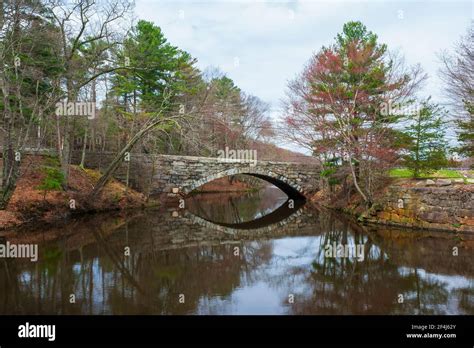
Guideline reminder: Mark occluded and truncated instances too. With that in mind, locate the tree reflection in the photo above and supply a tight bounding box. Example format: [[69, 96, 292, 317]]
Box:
[[0, 204, 473, 315], [287, 220, 467, 314]]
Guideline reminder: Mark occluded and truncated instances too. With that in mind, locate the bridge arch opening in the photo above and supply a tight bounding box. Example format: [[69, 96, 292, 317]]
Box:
[[187, 197, 306, 230], [183, 167, 307, 200]]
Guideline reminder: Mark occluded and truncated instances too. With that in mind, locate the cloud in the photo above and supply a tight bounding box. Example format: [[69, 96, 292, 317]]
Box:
[[135, 0, 472, 152]]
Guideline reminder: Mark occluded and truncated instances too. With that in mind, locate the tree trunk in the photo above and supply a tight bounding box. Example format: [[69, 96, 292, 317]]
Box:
[[80, 127, 88, 168], [89, 116, 176, 198], [0, 66, 18, 208], [348, 154, 369, 205]]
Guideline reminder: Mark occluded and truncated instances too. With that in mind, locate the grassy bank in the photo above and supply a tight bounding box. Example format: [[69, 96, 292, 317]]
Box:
[[388, 168, 465, 179]]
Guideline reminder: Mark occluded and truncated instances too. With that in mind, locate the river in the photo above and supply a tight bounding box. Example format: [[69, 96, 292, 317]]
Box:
[[0, 185, 473, 315]]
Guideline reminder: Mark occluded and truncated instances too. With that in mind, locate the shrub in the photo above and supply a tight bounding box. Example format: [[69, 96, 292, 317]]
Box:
[[37, 166, 65, 200]]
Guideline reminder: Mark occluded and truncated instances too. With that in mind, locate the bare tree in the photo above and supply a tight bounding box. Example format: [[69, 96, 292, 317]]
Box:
[[47, 0, 133, 183], [440, 23, 474, 117], [90, 88, 209, 198], [440, 23, 474, 160]]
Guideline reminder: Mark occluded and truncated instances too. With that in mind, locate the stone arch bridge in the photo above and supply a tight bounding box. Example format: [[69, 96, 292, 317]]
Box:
[[73, 152, 321, 198]]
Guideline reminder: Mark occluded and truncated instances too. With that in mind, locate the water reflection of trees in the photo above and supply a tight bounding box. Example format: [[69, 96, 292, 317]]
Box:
[[455, 287, 474, 313], [0, 228, 270, 314], [0, 208, 473, 315], [285, 218, 469, 314]]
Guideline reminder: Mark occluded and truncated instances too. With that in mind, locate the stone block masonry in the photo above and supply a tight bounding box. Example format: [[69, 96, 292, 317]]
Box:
[[371, 181, 474, 233], [71, 152, 321, 198]]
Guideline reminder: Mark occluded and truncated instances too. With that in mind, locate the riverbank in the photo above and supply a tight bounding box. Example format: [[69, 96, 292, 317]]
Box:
[[0, 155, 152, 230], [317, 178, 474, 233]]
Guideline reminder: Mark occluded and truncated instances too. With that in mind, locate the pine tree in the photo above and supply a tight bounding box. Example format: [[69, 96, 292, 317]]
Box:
[[402, 100, 449, 177], [456, 101, 474, 162]]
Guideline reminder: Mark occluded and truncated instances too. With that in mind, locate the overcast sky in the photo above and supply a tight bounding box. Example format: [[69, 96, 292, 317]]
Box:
[[135, 0, 473, 151]]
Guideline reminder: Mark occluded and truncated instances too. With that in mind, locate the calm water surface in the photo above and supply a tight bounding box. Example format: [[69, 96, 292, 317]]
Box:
[[0, 185, 473, 315]]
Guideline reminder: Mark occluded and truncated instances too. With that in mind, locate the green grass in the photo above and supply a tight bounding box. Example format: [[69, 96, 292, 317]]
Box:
[[389, 168, 415, 178], [389, 168, 463, 179], [435, 169, 464, 178]]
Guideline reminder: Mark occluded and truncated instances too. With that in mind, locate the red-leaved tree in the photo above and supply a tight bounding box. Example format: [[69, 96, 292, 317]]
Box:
[[282, 21, 426, 205]]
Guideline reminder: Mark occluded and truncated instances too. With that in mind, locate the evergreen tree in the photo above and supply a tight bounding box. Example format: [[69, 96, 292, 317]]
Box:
[[402, 100, 449, 177], [112, 20, 198, 112], [0, 0, 62, 206], [283, 21, 425, 204], [456, 101, 474, 161]]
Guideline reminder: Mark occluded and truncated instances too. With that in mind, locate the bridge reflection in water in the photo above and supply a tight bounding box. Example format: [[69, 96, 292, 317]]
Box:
[[0, 187, 473, 315], [184, 186, 306, 230]]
